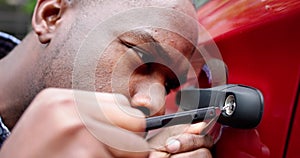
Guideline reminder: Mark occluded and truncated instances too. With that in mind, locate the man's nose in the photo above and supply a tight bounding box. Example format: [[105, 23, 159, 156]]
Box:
[[131, 82, 166, 117]]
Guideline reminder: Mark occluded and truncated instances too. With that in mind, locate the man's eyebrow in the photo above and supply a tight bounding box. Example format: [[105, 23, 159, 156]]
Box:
[[119, 30, 172, 64]]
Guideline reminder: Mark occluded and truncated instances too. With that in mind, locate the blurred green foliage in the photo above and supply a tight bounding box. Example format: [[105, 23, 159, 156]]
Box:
[[0, 0, 36, 15], [23, 0, 36, 14]]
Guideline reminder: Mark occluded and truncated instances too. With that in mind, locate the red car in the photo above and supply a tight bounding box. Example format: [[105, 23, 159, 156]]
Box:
[[195, 0, 300, 157]]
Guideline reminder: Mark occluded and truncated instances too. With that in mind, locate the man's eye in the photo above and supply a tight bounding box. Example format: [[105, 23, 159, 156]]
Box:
[[121, 41, 154, 62], [132, 47, 146, 59], [137, 51, 144, 59], [132, 47, 154, 62]]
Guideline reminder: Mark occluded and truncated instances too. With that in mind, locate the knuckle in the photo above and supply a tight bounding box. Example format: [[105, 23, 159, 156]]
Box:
[[61, 119, 86, 136], [185, 134, 203, 147], [177, 134, 212, 152], [191, 134, 199, 145], [38, 88, 63, 98], [190, 134, 212, 148], [34, 90, 85, 135], [37, 88, 74, 108], [204, 135, 214, 148]]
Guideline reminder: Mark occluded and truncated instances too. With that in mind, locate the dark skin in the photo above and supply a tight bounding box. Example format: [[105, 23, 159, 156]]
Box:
[[0, 0, 213, 157]]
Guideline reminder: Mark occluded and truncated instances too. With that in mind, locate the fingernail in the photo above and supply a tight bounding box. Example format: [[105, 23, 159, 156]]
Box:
[[166, 139, 180, 153]]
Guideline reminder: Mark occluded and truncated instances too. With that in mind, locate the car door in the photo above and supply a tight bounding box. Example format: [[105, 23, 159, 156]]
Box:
[[196, 0, 300, 157]]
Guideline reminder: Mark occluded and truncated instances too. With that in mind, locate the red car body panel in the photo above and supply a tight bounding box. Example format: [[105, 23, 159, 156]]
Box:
[[286, 96, 300, 158], [197, 0, 300, 157]]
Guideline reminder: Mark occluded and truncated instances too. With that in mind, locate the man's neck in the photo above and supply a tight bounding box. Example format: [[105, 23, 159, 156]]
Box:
[[0, 32, 44, 129]]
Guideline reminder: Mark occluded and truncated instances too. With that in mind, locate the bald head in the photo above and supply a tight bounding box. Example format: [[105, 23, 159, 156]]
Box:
[[72, 0, 197, 25], [33, 0, 200, 88], [0, 0, 200, 129], [74, 0, 196, 14]]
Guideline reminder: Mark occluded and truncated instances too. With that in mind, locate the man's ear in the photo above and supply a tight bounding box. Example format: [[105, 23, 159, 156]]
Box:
[[32, 0, 66, 44]]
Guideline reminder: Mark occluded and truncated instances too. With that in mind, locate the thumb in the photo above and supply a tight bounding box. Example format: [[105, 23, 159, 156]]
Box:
[[88, 120, 150, 157], [74, 90, 146, 132]]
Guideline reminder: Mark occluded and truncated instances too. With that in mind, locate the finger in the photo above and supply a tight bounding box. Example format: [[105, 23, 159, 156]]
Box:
[[147, 123, 208, 152], [74, 90, 146, 132], [149, 151, 171, 158], [87, 118, 150, 157], [147, 124, 191, 151], [170, 148, 212, 158], [165, 134, 213, 154], [108, 146, 150, 158], [185, 122, 207, 134]]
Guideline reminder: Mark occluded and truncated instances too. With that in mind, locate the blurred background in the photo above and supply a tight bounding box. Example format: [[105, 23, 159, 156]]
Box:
[[0, 0, 35, 39]]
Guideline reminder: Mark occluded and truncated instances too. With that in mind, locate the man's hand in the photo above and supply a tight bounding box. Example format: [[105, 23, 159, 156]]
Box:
[[148, 122, 213, 158], [0, 88, 149, 158]]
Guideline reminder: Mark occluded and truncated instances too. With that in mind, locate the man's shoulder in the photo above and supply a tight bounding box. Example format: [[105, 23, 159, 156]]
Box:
[[0, 31, 17, 147]]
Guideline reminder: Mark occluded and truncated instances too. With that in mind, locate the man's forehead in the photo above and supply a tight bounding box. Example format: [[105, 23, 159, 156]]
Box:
[[118, 28, 195, 56]]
